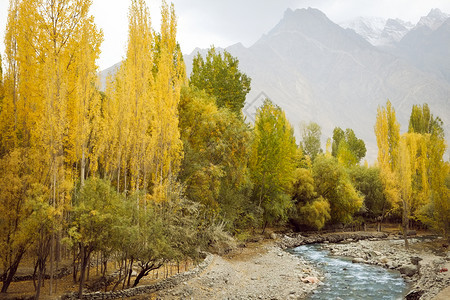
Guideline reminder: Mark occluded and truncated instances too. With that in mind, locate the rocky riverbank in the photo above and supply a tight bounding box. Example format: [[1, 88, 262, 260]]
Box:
[[278, 231, 389, 249], [157, 231, 449, 300], [156, 241, 322, 300], [320, 235, 450, 300]]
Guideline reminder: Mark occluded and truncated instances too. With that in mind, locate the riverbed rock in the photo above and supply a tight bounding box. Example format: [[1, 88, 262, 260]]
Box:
[[301, 276, 319, 283], [398, 264, 418, 277], [352, 258, 365, 264], [405, 290, 424, 300], [410, 256, 422, 265]]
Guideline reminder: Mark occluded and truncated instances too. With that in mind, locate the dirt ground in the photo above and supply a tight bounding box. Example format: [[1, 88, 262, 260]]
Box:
[[155, 239, 321, 300]]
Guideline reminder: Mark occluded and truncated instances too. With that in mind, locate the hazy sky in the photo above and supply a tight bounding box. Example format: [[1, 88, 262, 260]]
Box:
[[1, 0, 450, 70]]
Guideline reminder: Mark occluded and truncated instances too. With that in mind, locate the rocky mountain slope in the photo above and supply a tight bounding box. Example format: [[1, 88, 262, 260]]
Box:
[[101, 8, 450, 162], [184, 8, 450, 162]]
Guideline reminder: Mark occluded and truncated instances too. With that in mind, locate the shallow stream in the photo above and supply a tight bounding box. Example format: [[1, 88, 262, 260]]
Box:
[[289, 244, 410, 300]]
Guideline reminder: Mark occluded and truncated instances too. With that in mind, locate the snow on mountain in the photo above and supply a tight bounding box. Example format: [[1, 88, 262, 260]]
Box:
[[339, 17, 386, 46], [380, 19, 414, 44], [340, 17, 413, 47], [184, 8, 450, 162], [416, 8, 450, 30], [102, 7, 450, 162]]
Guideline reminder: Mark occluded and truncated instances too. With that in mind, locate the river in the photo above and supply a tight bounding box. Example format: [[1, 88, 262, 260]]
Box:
[[289, 244, 410, 300]]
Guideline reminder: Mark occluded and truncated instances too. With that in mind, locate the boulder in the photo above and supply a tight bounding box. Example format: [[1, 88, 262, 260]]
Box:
[[405, 290, 424, 300], [352, 258, 365, 264], [301, 276, 319, 283], [410, 256, 422, 265], [398, 264, 418, 277], [379, 256, 389, 264]]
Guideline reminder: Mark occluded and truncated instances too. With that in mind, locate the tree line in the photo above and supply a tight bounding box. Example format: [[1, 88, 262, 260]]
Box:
[[0, 0, 448, 297]]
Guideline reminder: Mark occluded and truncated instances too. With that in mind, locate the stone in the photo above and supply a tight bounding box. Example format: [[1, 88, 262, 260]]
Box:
[[301, 276, 319, 283], [410, 256, 422, 265], [405, 290, 424, 300], [398, 264, 418, 277], [352, 258, 365, 264], [407, 230, 417, 236], [378, 257, 388, 264]]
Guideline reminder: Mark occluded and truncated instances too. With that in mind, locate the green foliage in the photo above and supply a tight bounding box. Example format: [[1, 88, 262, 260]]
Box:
[[68, 178, 124, 252], [290, 167, 331, 230], [348, 165, 387, 219], [312, 155, 363, 224], [331, 127, 345, 157], [291, 168, 317, 202], [189, 46, 251, 116], [300, 122, 322, 161], [297, 197, 331, 230], [332, 127, 366, 165], [0, 148, 52, 292], [178, 87, 252, 229], [250, 99, 297, 227], [408, 103, 444, 139]]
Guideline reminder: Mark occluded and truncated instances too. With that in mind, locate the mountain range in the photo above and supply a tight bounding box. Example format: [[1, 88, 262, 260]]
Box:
[[101, 7, 450, 162]]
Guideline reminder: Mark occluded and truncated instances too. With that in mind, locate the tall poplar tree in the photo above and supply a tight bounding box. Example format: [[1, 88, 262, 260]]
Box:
[[375, 100, 401, 214], [250, 99, 297, 229], [151, 1, 185, 195], [1, 0, 103, 294]]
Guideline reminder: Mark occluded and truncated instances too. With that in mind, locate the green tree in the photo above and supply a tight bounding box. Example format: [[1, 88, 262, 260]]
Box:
[[178, 87, 252, 228], [67, 178, 124, 297], [349, 165, 387, 219], [408, 103, 444, 138], [331, 127, 345, 157], [300, 122, 322, 161], [250, 99, 297, 229], [312, 155, 363, 224], [332, 127, 366, 165], [189, 46, 251, 116], [290, 167, 330, 230], [0, 148, 51, 293]]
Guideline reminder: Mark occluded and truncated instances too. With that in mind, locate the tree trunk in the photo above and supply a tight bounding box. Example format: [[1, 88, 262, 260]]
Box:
[[133, 262, 162, 288], [126, 258, 134, 288], [81, 149, 86, 186], [1, 249, 25, 293], [403, 200, 409, 249], [78, 245, 90, 299], [35, 256, 46, 300]]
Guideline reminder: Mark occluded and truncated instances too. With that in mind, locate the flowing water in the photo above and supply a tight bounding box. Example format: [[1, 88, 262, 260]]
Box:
[[289, 244, 410, 300]]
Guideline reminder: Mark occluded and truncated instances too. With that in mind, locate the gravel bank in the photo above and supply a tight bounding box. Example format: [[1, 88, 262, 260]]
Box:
[[156, 243, 321, 300]]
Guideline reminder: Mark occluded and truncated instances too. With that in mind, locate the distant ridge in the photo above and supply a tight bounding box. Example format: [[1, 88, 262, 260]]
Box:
[[101, 8, 450, 162]]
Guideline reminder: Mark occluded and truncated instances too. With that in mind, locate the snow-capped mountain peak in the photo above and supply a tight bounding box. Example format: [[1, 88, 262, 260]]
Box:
[[417, 8, 450, 30], [339, 17, 386, 45]]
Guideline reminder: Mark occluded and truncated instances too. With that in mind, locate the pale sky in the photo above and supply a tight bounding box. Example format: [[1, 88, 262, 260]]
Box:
[[1, 0, 450, 70]]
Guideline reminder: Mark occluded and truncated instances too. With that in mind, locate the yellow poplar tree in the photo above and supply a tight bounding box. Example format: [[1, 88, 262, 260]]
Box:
[[151, 1, 185, 198], [2, 0, 102, 294], [374, 100, 401, 214], [67, 18, 103, 186], [124, 0, 154, 192]]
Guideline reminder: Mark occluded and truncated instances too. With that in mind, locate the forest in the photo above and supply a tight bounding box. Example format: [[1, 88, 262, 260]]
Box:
[[0, 0, 448, 297]]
